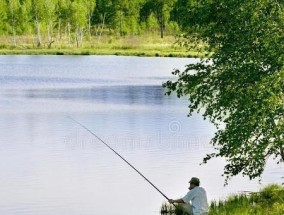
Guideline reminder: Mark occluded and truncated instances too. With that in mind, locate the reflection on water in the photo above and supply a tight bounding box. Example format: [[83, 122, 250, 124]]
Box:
[[5, 86, 167, 105], [0, 56, 282, 215]]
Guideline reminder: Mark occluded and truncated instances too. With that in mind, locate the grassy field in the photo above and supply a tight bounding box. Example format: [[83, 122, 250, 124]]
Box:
[[0, 34, 207, 58], [161, 184, 284, 215]]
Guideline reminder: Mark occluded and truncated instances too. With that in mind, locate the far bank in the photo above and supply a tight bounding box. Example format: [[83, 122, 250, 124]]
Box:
[[0, 35, 207, 58]]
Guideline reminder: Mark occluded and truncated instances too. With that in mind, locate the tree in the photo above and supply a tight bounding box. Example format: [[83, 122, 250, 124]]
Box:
[[92, 0, 113, 28], [56, 0, 72, 42], [31, 0, 46, 46], [111, 0, 142, 35], [18, 0, 33, 35], [140, 0, 176, 38], [83, 0, 96, 36], [44, 0, 58, 47], [7, 0, 20, 46], [0, 0, 8, 35], [163, 0, 284, 183], [70, 0, 88, 47], [92, 0, 142, 36], [170, 0, 194, 29]]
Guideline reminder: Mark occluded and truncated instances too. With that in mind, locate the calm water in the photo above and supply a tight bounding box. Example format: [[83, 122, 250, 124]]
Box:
[[0, 56, 282, 215]]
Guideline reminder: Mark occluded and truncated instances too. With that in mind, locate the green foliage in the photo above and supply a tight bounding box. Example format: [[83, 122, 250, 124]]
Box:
[[0, 0, 8, 34], [93, 0, 142, 35], [43, 0, 58, 25], [111, 0, 141, 35], [92, 0, 113, 26], [70, 0, 88, 28], [171, 0, 195, 30], [140, 0, 176, 38], [5, 0, 33, 36], [7, 0, 20, 28], [209, 184, 284, 215], [31, 0, 46, 21], [140, 13, 159, 32], [56, 0, 72, 30], [83, 0, 96, 35], [0, 0, 182, 43], [17, 0, 32, 34], [163, 0, 284, 183]]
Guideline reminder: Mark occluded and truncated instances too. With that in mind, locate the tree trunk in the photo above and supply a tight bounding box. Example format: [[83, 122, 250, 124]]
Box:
[[98, 13, 106, 44], [156, 11, 164, 39], [80, 28, 83, 44], [75, 28, 83, 48], [95, 25, 99, 37], [12, 25, 16, 46], [57, 19, 61, 40], [47, 23, 54, 49], [67, 22, 71, 44], [88, 14, 92, 36], [76, 29, 79, 48], [35, 18, 42, 47], [10, 10, 16, 46], [120, 10, 122, 36], [47, 22, 52, 45], [160, 14, 164, 39], [160, 25, 164, 38]]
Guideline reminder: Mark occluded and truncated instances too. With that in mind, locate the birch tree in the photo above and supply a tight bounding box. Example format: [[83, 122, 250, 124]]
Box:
[[70, 0, 88, 47], [44, 0, 58, 47], [0, 0, 8, 35], [7, 0, 20, 45], [31, 0, 45, 46], [57, 0, 72, 42], [163, 0, 284, 183], [83, 0, 96, 36], [18, 0, 32, 35]]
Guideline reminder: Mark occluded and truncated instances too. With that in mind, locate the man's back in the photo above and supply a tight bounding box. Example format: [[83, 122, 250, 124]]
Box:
[[182, 186, 209, 215]]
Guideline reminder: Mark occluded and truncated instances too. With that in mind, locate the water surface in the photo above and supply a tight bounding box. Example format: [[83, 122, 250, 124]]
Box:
[[0, 56, 282, 215]]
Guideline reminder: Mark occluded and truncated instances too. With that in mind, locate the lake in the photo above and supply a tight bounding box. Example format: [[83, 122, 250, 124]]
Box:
[[0, 55, 282, 215]]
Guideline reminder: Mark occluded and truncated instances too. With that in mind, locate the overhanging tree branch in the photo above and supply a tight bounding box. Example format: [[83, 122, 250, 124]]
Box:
[[163, 0, 284, 183]]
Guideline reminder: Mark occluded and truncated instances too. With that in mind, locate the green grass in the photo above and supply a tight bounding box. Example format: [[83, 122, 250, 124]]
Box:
[[161, 184, 284, 215], [0, 34, 208, 58], [160, 202, 187, 215]]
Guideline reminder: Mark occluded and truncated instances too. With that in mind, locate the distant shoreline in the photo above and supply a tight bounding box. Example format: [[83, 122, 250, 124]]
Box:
[[0, 47, 205, 58], [0, 35, 207, 58]]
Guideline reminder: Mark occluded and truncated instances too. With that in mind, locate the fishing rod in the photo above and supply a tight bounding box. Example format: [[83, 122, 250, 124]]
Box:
[[68, 116, 177, 208]]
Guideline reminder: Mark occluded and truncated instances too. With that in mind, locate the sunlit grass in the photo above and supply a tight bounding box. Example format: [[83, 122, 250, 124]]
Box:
[[160, 202, 188, 215], [0, 34, 208, 58], [160, 184, 284, 215]]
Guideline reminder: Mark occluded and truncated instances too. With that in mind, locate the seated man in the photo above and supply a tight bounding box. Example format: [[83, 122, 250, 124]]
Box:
[[168, 177, 209, 215]]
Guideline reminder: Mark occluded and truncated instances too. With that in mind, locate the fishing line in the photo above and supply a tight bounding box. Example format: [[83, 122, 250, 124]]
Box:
[[67, 116, 177, 208]]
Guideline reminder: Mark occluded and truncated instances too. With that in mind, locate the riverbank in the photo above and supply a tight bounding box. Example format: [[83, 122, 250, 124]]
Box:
[[0, 47, 203, 57], [161, 184, 284, 215], [0, 35, 207, 58]]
